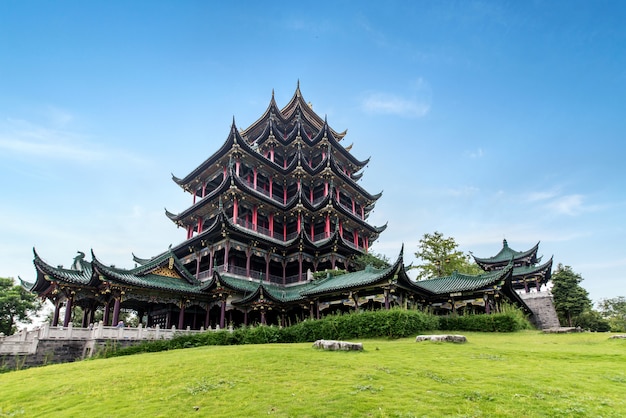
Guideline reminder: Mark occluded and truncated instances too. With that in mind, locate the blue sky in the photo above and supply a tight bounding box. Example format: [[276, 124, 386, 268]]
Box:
[[1, 1, 624, 304]]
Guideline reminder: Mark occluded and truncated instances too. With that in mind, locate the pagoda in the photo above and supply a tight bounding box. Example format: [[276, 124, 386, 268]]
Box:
[[165, 82, 386, 285]]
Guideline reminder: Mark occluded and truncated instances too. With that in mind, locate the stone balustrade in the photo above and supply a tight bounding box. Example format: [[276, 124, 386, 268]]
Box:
[[0, 322, 212, 356]]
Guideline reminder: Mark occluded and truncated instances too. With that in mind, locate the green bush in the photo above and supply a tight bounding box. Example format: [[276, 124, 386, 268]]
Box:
[[438, 305, 532, 332], [96, 307, 528, 358]]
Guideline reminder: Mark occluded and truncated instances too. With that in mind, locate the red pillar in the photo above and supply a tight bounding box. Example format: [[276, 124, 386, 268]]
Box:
[[52, 300, 61, 326], [253, 167, 257, 189], [112, 297, 121, 326], [265, 254, 270, 282], [233, 197, 238, 223], [220, 299, 226, 329], [269, 213, 274, 237], [178, 303, 185, 329], [297, 213, 301, 233], [63, 297, 73, 327], [209, 247, 214, 273], [224, 243, 230, 272], [298, 253, 303, 281], [325, 214, 330, 237], [103, 300, 111, 326], [252, 205, 258, 231], [269, 177, 273, 199], [246, 249, 252, 277], [261, 310, 266, 325], [204, 306, 210, 329]]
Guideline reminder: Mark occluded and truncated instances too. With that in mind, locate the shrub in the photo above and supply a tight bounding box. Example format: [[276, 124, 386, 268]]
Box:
[[95, 307, 527, 358]]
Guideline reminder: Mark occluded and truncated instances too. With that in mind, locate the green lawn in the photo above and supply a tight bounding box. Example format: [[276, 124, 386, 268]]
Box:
[[1, 331, 625, 417]]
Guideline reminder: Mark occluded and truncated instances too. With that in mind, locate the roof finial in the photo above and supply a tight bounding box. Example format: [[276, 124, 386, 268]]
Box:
[[503, 238, 508, 247], [296, 79, 301, 97]]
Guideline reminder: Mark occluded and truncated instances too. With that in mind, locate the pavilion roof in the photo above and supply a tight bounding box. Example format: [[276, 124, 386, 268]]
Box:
[[32, 249, 95, 291], [91, 251, 209, 295], [412, 264, 513, 295], [472, 239, 540, 267]]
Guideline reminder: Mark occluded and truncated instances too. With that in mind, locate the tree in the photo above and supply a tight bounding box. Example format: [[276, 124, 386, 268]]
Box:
[[550, 264, 592, 327], [352, 251, 391, 270], [0, 277, 41, 335], [413, 231, 482, 280], [597, 296, 626, 332]]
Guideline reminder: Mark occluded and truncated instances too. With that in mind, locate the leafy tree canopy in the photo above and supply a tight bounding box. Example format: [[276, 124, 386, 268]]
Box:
[[0, 277, 41, 335], [550, 264, 592, 327], [597, 296, 626, 332], [413, 231, 482, 280], [352, 251, 391, 270]]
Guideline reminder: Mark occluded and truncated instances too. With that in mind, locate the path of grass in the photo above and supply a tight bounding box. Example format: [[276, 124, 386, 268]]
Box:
[[1, 331, 625, 417]]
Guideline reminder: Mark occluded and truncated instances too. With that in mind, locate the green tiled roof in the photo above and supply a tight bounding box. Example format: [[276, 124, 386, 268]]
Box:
[[513, 257, 553, 278], [218, 273, 318, 303], [92, 251, 206, 295], [473, 239, 539, 264], [33, 249, 93, 286], [414, 265, 511, 295], [303, 263, 400, 296]]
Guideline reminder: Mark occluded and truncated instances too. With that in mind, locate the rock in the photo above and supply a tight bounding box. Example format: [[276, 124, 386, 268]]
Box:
[[415, 334, 467, 343], [542, 327, 583, 334], [609, 334, 626, 339], [312, 339, 363, 351]]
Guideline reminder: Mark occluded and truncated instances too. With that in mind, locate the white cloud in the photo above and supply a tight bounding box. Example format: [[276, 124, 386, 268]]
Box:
[[362, 93, 430, 118], [526, 190, 559, 202], [467, 148, 484, 158], [0, 117, 104, 162], [545, 194, 585, 216]]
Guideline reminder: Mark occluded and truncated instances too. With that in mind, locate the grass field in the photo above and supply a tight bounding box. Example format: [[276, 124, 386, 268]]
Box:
[[1, 331, 625, 417]]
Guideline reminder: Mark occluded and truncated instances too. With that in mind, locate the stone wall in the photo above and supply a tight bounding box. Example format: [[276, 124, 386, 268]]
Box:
[[520, 291, 561, 329], [1, 338, 145, 371]]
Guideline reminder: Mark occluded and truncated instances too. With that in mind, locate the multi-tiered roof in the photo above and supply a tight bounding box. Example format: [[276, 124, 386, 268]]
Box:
[[472, 239, 553, 292], [164, 83, 386, 285]]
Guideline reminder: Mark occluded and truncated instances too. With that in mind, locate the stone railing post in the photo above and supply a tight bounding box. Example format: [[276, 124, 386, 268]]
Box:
[[155, 324, 161, 339], [40, 323, 50, 339], [137, 323, 143, 339], [66, 323, 73, 338], [94, 321, 104, 339]]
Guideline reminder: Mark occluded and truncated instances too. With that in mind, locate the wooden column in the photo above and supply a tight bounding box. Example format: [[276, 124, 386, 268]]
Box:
[[220, 298, 226, 329], [178, 302, 185, 329], [52, 300, 61, 326], [63, 297, 73, 327], [103, 300, 111, 326], [112, 297, 121, 326], [204, 304, 210, 329], [208, 247, 214, 273], [246, 248, 252, 277]]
